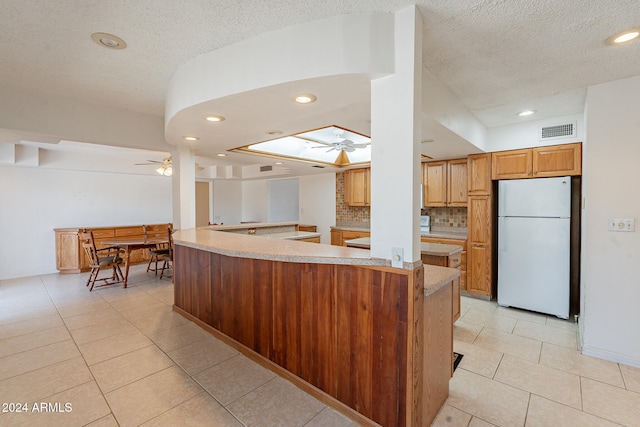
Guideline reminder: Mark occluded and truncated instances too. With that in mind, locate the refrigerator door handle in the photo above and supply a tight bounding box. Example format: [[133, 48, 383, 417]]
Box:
[[499, 217, 505, 252]]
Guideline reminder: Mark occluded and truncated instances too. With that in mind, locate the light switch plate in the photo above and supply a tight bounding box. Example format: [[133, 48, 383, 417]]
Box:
[[608, 218, 635, 232], [391, 247, 404, 268]]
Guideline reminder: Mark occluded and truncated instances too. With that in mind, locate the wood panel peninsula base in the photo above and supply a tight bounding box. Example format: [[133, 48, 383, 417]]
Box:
[[172, 228, 457, 426]]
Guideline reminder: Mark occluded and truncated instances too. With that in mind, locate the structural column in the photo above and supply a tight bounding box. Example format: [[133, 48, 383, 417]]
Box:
[[370, 5, 423, 265], [171, 145, 197, 230]]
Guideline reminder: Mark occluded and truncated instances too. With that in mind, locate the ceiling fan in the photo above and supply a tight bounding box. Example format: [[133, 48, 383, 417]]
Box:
[[314, 129, 369, 153], [135, 157, 204, 176]]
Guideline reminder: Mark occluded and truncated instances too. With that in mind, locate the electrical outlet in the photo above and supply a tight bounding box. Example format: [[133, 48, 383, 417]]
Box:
[[391, 247, 403, 268], [608, 218, 635, 232]]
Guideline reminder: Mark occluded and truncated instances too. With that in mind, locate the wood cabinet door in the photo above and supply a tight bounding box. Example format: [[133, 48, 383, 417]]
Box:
[[344, 168, 370, 206], [468, 195, 492, 297], [468, 196, 491, 245], [468, 153, 492, 195], [452, 277, 461, 322], [533, 142, 582, 177], [447, 159, 468, 206], [55, 229, 81, 272], [491, 149, 533, 180], [423, 161, 447, 206], [467, 244, 491, 296], [330, 230, 342, 246]]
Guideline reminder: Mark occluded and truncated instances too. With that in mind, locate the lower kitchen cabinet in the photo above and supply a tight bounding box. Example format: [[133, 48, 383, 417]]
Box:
[[330, 228, 370, 246], [467, 195, 493, 297], [467, 243, 491, 296], [421, 236, 467, 293], [54, 224, 164, 273]]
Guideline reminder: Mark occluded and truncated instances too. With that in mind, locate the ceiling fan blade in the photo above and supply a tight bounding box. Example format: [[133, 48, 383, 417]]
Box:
[[351, 143, 368, 148], [344, 146, 355, 152], [325, 147, 336, 153]]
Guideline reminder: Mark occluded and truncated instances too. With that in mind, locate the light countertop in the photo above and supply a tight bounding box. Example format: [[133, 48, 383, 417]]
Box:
[[344, 237, 462, 256], [332, 224, 467, 240], [256, 231, 322, 240], [174, 228, 389, 267], [206, 221, 299, 231], [424, 265, 460, 296]]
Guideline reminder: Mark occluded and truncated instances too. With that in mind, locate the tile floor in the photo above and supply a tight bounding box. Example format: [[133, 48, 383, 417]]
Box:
[[0, 265, 356, 427], [434, 296, 640, 427], [1, 266, 639, 426]]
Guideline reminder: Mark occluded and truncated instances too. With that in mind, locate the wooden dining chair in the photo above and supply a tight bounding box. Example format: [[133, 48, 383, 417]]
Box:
[[158, 225, 174, 280], [144, 223, 172, 275], [78, 229, 124, 291]]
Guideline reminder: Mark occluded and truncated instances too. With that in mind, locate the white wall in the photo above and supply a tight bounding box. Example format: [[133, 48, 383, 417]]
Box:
[[299, 173, 336, 244], [0, 165, 172, 280], [486, 113, 584, 152], [242, 180, 268, 223], [241, 173, 336, 243], [581, 75, 640, 367], [267, 179, 299, 222], [212, 180, 242, 225]]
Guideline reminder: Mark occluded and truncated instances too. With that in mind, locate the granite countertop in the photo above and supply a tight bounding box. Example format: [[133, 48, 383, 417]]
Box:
[[344, 237, 462, 256], [330, 224, 371, 232], [424, 265, 460, 296], [333, 224, 467, 240], [257, 231, 322, 240], [174, 228, 390, 267], [207, 221, 299, 231]]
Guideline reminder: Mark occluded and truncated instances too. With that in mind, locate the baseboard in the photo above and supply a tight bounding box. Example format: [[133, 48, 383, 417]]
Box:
[[581, 345, 640, 369]]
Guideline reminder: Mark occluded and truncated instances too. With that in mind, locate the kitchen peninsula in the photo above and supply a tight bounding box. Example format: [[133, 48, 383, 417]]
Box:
[[206, 221, 321, 242], [172, 227, 458, 426]]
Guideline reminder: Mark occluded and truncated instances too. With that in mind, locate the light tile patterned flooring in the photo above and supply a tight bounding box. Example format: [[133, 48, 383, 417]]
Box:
[[1, 266, 639, 426], [434, 296, 640, 427]]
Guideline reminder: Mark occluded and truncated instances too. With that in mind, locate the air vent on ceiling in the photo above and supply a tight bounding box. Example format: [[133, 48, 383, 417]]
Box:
[[539, 121, 576, 141], [259, 165, 273, 172]]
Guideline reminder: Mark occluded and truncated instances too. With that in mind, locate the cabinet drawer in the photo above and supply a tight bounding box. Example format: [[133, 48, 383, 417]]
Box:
[[116, 226, 145, 237], [448, 252, 462, 268], [91, 229, 115, 239], [422, 254, 447, 267], [299, 236, 321, 243], [341, 230, 370, 240]]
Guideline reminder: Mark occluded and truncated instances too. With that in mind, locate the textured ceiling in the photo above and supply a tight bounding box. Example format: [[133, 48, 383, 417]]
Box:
[[1, 0, 639, 166]]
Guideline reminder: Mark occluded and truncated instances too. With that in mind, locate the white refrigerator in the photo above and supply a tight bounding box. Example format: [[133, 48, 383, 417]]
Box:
[[497, 176, 571, 319]]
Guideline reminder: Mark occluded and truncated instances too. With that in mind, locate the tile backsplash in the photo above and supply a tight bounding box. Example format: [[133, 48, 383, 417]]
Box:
[[336, 172, 467, 228], [423, 207, 468, 228], [336, 172, 370, 224]]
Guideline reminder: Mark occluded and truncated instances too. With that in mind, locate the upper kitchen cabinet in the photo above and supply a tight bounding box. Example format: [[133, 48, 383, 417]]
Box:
[[422, 159, 467, 207], [491, 142, 582, 180], [467, 153, 492, 195], [532, 143, 582, 177], [491, 149, 533, 180], [343, 167, 370, 206], [423, 161, 447, 206], [447, 159, 469, 206]]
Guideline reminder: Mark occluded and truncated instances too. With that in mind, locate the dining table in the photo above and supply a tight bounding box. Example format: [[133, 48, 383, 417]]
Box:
[[101, 236, 168, 288]]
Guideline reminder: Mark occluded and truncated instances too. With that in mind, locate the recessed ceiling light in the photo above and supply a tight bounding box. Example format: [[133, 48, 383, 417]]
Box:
[[90, 32, 127, 50], [204, 115, 225, 122], [216, 153, 227, 157], [183, 136, 199, 141], [275, 162, 283, 165], [517, 110, 536, 117], [293, 94, 317, 104], [608, 29, 640, 44]]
